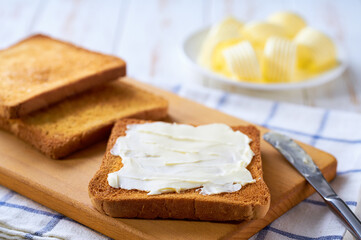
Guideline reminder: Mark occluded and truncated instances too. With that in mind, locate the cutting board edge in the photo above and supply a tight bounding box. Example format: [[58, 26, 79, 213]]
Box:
[[0, 149, 337, 240]]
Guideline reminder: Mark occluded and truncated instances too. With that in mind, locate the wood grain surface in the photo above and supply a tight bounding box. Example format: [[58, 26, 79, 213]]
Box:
[[0, 78, 337, 240]]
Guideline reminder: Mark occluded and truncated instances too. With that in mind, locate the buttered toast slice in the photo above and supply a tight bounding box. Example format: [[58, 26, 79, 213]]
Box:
[[89, 119, 270, 221], [0, 34, 126, 118], [0, 81, 168, 159]]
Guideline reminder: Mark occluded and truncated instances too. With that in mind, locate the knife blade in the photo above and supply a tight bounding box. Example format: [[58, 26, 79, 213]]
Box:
[[263, 131, 361, 239]]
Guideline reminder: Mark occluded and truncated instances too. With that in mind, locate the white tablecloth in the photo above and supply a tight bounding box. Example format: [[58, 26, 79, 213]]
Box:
[[0, 81, 360, 239]]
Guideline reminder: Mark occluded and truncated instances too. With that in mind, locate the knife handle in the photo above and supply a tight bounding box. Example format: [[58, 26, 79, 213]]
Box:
[[323, 195, 361, 239]]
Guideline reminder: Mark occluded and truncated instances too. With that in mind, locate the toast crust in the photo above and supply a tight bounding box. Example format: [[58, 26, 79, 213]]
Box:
[[89, 119, 271, 221], [0, 34, 126, 118], [0, 82, 168, 159]]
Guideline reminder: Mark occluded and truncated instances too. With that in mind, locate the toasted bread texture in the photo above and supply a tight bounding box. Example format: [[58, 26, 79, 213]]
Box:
[[0, 34, 126, 118], [0, 81, 168, 159], [89, 119, 270, 221]]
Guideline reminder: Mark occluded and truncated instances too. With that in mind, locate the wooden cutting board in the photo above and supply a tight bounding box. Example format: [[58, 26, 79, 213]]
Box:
[[0, 78, 337, 240]]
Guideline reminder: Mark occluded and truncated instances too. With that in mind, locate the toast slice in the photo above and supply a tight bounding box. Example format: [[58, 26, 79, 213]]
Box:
[[0, 81, 168, 159], [89, 119, 270, 221], [0, 34, 126, 118]]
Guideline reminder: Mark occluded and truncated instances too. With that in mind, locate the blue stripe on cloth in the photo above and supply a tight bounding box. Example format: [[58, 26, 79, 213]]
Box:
[[267, 226, 343, 240], [0, 190, 15, 202], [310, 111, 330, 146], [24, 217, 79, 239], [337, 169, 361, 175], [255, 226, 269, 240], [171, 84, 181, 94], [266, 125, 361, 144], [0, 201, 64, 219], [216, 93, 228, 109], [33, 215, 65, 236], [24, 233, 33, 239], [303, 199, 357, 207], [262, 102, 279, 127]]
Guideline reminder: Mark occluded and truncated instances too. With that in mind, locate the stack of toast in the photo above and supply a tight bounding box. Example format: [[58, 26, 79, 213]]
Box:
[[1, 34, 270, 222], [0, 34, 168, 159]]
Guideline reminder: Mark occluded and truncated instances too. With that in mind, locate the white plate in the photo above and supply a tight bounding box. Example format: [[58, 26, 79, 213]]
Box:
[[182, 27, 347, 91]]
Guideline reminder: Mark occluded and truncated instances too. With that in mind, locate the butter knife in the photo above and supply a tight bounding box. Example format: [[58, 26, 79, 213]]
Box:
[[264, 132, 361, 239]]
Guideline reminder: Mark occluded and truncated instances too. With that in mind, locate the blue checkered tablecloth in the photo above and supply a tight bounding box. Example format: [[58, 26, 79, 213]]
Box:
[[0, 81, 360, 239]]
